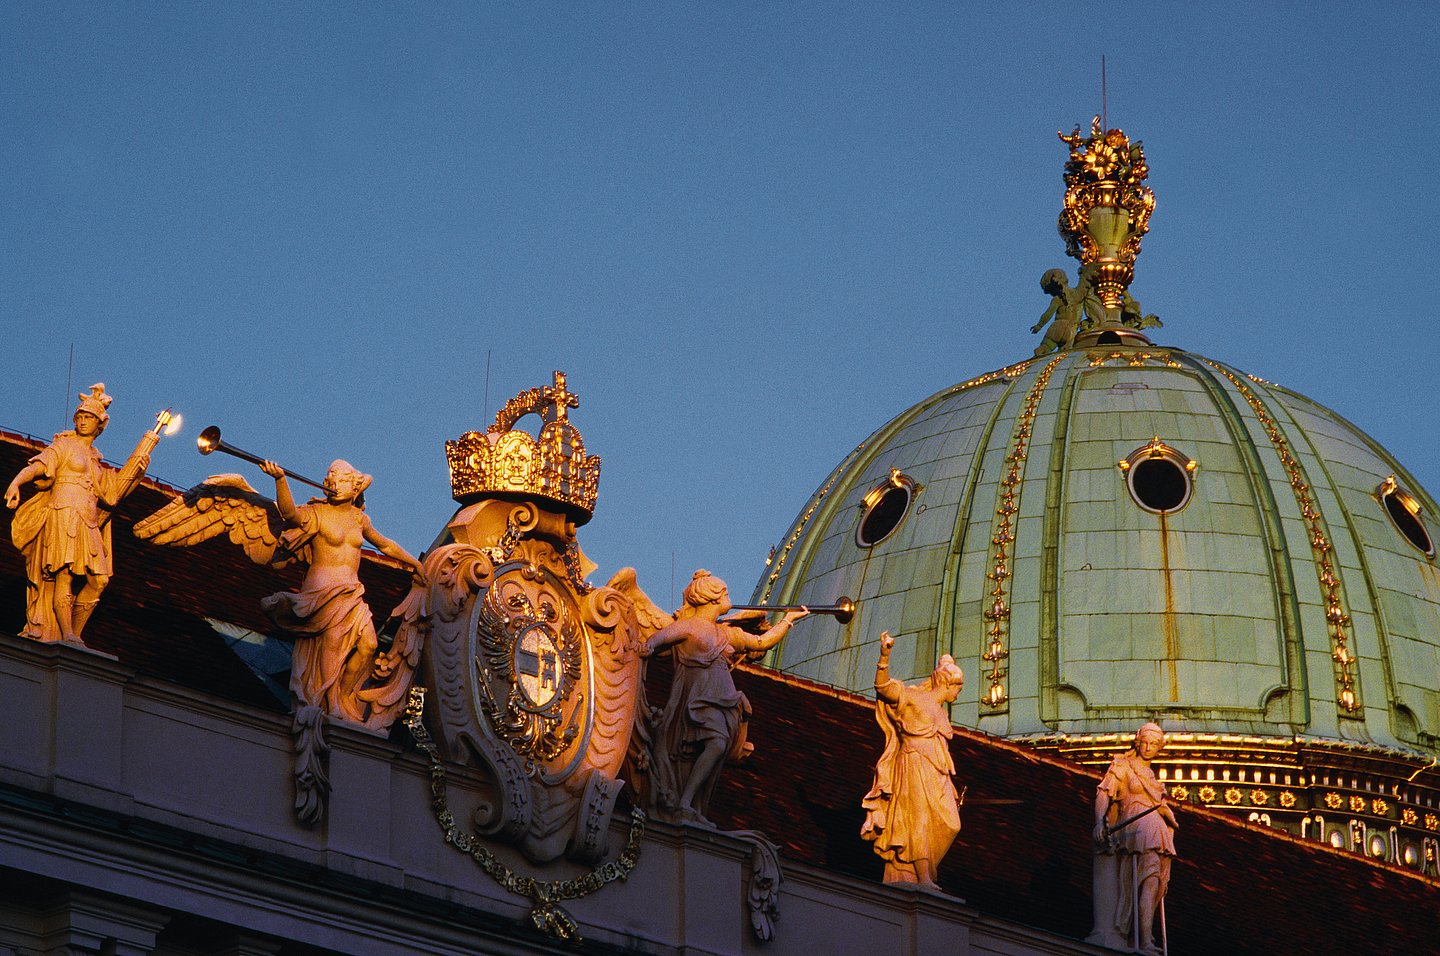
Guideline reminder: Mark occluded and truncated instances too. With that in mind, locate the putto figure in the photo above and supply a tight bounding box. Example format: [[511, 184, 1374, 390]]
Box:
[[1088, 722, 1178, 956], [639, 570, 807, 824], [860, 630, 965, 890], [1031, 267, 1099, 355], [5, 384, 160, 645]]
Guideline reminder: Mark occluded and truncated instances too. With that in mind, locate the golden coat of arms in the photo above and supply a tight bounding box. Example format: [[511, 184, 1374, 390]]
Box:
[[418, 372, 649, 864]]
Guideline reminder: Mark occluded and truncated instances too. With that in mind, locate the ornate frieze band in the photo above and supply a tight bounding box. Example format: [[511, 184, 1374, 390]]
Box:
[[1203, 361, 1361, 714], [981, 353, 1065, 710], [1086, 349, 1181, 369]]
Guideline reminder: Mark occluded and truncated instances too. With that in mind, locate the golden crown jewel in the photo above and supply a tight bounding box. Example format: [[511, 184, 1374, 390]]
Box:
[[445, 371, 602, 523]]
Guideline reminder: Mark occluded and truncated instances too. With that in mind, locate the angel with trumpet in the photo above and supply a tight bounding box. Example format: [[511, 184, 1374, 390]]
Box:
[[135, 449, 424, 733]]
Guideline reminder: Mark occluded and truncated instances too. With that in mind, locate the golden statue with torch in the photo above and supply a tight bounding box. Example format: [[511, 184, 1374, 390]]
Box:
[[5, 384, 180, 646]]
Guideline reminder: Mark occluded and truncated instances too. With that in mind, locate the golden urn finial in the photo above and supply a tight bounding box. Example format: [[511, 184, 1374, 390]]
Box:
[[1057, 116, 1154, 311], [445, 370, 602, 523]]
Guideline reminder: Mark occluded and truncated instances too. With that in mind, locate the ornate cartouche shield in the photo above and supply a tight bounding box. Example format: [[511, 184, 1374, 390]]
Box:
[[420, 374, 645, 864]]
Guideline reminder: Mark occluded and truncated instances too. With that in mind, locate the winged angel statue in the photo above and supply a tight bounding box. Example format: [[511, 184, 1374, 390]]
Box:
[[134, 461, 425, 734]]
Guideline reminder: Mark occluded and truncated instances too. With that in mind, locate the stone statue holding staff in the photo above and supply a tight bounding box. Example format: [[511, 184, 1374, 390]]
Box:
[[1088, 722, 1178, 955]]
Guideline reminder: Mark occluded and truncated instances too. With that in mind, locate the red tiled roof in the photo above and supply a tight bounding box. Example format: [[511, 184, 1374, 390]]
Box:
[[4, 430, 1435, 954], [709, 663, 1439, 953]]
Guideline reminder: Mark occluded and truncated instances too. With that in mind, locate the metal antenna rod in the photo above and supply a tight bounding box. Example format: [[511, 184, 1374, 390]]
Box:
[[64, 343, 74, 424], [1102, 54, 1108, 130], [482, 349, 493, 423]]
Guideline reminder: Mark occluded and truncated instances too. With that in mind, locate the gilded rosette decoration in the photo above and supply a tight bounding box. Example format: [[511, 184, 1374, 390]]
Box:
[[446, 370, 601, 523], [1057, 116, 1155, 310]]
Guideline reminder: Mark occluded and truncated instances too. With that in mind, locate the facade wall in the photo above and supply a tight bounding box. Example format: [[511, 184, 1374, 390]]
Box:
[[0, 638, 1095, 956]]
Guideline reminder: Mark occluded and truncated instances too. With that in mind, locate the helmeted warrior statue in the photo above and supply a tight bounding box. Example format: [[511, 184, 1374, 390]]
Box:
[[6, 384, 172, 646], [1089, 722, 1178, 955]]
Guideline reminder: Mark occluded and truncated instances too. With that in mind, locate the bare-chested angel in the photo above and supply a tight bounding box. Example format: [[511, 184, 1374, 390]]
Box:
[[134, 459, 424, 732]]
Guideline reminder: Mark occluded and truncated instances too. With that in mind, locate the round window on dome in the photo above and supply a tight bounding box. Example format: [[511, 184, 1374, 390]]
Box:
[[857, 468, 919, 547], [1377, 476, 1434, 557], [1118, 438, 1197, 515]]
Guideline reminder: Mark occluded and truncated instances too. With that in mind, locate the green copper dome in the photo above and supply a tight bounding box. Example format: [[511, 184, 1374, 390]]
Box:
[[755, 345, 1440, 754]]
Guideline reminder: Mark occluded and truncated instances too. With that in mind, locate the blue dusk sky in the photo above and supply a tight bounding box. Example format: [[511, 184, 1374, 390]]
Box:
[[3, 4, 1437, 608]]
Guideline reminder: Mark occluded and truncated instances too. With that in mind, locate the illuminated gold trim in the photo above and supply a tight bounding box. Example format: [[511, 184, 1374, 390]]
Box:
[[1198, 786, 1217, 803], [981, 353, 1066, 710], [947, 360, 1035, 395], [1203, 360, 1361, 714], [1279, 790, 1297, 808], [1250, 788, 1269, 806], [758, 442, 867, 604], [760, 360, 1032, 604], [1170, 785, 1191, 801], [1086, 349, 1182, 369]]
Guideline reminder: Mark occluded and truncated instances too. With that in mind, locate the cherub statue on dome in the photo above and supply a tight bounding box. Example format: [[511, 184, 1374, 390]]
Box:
[[1120, 288, 1163, 332], [134, 457, 424, 732], [1031, 266, 1103, 355], [5, 384, 162, 646], [860, 630, 964, 890], [635, 569, 808, 825]]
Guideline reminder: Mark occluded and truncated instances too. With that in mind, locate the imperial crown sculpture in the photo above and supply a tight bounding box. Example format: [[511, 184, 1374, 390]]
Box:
[[445, 370, 602, 522]]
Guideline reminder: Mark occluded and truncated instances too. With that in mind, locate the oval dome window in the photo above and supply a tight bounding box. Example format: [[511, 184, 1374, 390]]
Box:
[[1118, 438, 1197, 515], [1377, 475, 1434, 557], [857, 468, 919, 547]]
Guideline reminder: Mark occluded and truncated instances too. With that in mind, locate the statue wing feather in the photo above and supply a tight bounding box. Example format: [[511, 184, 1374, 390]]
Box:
[[132, 474, 288, 566], [604, 567, 674, 638]]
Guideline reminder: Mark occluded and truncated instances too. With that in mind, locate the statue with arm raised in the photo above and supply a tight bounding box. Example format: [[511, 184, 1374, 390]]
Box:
[[5, 384, 159, 645], [860, 630, 964, 890], [638, 569, 807, 824], [134, 456, 424, 732]]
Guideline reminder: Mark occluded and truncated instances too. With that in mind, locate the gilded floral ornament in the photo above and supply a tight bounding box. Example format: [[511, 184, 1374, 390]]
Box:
[[1057, 116, 1156, 313]]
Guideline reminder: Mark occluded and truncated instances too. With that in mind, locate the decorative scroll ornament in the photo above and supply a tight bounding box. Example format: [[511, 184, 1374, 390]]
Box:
[[404, 688, 645, 943], [446, 370, 601, 523], [1058, 116, 1155, 312], [420, 375, 647, 881], [982, 353, 1065, 710], [1202, 360, 1361, 713]]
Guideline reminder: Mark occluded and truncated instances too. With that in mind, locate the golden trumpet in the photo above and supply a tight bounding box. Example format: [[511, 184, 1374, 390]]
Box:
[[727, 597, 856, 625], [197, 425, 327, 493]]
